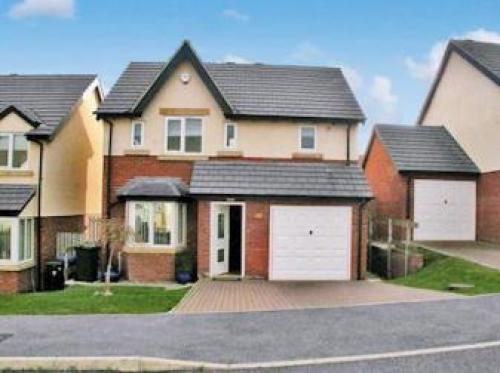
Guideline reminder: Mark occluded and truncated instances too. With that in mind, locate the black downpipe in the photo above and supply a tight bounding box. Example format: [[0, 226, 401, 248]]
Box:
[[34, 140, 44, 290], [406, 176, 412, 220], [358, 199, 369, 280], [346, 124, 351, 165], [103, 118, 114, 219]]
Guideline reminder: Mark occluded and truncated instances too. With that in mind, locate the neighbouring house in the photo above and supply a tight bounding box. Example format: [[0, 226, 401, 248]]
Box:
[[0, 75, 104, 293], [96, 40, 372, 282], [417, 39, 500, 243], [363, 124, 479, 241]]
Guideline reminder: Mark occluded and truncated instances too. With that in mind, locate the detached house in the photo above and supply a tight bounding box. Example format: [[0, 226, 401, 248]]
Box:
[[0, 75, 103, 293], [417, 39, 500, 243], [97, 41, 372, 282]]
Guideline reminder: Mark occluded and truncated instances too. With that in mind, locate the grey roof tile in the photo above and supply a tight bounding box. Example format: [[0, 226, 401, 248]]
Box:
[[190, 161, 372, 198], [0, 74, 97, 138], [375, 124, 479, 174], [452, 39, 500, 83], [0, 184, 36, 214], [98, 44, 364, 121], [117, 177, 188, 199]]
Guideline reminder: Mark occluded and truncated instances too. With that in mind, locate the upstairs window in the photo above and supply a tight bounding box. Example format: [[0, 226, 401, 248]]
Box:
[[131, 121, 144, 147], [299, 126, 316, 151], [224, 123, 237, 149], [0, 134, 28, 169], [166, 117, 202, 154]]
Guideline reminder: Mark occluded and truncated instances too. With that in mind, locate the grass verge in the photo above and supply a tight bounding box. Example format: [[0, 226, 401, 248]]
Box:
[[390, 249, 500, 295], [0, 285, 190, 315]]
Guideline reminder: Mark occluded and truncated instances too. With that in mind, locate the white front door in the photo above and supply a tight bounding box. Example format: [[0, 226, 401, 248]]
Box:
[[414, 179, 476, 241], [211, 204, 230, 276], [270, 206, 352, 281]]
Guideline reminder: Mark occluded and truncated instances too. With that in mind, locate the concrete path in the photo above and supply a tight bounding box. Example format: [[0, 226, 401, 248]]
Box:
[[174, 279, 460, 314], [418, 241, 500, 269], [2, 295, 500, 366]]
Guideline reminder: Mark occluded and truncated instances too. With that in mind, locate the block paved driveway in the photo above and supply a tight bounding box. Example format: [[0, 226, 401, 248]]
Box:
[[173, 279, 460, 314]]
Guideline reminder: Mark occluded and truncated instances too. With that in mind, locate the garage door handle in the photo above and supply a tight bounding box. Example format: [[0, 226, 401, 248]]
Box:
[[309, 230, 313, 235]]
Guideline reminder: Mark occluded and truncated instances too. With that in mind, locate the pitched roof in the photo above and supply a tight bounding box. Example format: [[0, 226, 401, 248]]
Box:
[[189, 161, 372, 198], [117, 177, 188, 199], [97, 41, 364, 122], [0, 184, 36, 216], [418, 39, 500, 123], [0, 74, 97, 139], [374, 124, 479, 174]]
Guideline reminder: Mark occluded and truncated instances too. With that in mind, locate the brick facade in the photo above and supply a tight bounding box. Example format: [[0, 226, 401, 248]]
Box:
[[197, 199, 368, 280], [478, 171, 500, 243], [0, 268, 35, 294], [123, 252, 176, 282]]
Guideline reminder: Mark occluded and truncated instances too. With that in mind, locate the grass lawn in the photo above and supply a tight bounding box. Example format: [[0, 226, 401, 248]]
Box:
[[390, 251, 500, 295], [0, 285, 190, 315]]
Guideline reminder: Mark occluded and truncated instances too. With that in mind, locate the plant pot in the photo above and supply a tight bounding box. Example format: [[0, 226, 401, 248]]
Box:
[[176, 271, 192, 284]]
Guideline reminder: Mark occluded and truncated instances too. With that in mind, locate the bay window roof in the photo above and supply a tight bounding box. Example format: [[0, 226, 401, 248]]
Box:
[[0, 184, 36, 216], [117, 177, 188, 200]]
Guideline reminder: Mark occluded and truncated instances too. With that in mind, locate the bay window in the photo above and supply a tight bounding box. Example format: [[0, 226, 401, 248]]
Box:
[[128, 201, 187, 247], [0, 217, 35, 265], [0, 134, 28, 169], [166, 117, 203, 153]]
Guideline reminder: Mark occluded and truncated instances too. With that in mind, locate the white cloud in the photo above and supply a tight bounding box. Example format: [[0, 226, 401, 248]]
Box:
[[8, 0, 74, 19], [220, 54, 252, 64], [290, 42, 324, 64], [222, 9, 249, 22], [405, 28, 500, 80], [341, 65, 363, 91], [370, 75, 398, 115]]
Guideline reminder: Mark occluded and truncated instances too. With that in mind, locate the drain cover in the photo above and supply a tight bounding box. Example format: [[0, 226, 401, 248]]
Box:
[[0, 334, 13, 343]]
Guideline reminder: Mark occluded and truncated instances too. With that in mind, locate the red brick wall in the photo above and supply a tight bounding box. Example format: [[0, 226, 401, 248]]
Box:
[[0, 268, 35, 294], [245, 201, 270, 278], [478, 171, 500, 243], [123, 252, 175, 282], [197, 201, 210, 276]]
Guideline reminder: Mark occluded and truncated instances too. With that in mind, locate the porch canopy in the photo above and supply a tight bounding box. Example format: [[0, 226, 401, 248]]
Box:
[[117, 177, 189, 200], [0, 184, 36, 216], [189, 161, 373, 199]]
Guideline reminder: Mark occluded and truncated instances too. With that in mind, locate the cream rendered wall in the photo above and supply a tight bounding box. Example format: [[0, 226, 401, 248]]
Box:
[[111, 61, 358, 161], [421, 51, 500, 172], [42, 83, 103, 217]]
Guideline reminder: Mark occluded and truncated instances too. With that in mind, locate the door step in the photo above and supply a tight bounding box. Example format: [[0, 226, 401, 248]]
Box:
[[213, 274, 242, 281]]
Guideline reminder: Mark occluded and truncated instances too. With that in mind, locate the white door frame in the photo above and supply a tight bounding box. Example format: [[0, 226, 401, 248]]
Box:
[[209, 201, 246, 278]]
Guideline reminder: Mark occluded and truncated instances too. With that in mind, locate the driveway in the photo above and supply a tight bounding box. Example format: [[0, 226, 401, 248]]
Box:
[[418, 241, 500, 270], [173, 279, 460, 314]]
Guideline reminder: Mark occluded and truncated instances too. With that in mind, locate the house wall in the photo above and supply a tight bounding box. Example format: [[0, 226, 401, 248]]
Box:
[[420, 51, 500, 242], [108, 61, 358, 161], [196, 199, 368, 280]]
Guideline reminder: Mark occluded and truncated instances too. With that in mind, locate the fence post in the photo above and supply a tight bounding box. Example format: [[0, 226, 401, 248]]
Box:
[[387, 218, 393, 279], [405, 220, 411, 277]]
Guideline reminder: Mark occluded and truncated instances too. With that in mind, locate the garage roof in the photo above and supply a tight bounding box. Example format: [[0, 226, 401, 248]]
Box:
[[117, 177, 188, 199], [0, 184, 36, 216], [189, 161, 372, 198], [374, 124, 479, 174]]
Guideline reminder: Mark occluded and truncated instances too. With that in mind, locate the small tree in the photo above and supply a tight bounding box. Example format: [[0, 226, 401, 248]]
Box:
[[93, 217, 132, 296]]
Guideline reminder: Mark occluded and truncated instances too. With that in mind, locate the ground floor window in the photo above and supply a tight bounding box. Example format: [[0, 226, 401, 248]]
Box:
[[0, 217, 35, 265], [127, 201, 187, 248]]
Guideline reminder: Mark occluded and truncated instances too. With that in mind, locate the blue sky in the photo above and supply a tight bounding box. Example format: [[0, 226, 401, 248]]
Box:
[[1, 0, 500, 150]]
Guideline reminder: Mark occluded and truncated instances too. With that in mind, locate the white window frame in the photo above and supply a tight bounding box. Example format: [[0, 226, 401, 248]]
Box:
[[0, 217, 35, 266], [130, 121, 145, 148], [299, 125, 316, 152], [127, 201, 187, 248], [0, 133, 29, 170], [164, 117, 204, 154], [224, 122, 237, 149]]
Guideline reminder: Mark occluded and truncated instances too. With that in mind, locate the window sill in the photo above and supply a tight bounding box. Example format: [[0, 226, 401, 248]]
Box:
[[0, 169, 34, 177], [124, 148, 150, 156], [292, 152, 323, 160], [123, 246, 186, 254], [0, 261, 35, 272], [158, 155, 209, 161], [217, 150, 243, 158]]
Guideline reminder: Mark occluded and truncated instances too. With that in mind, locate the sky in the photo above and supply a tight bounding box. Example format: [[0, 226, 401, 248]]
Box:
[[1, 0, 500, 151]]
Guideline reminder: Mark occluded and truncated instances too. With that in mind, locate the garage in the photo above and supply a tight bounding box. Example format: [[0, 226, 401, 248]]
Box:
[[413, 179, 476, 241], [269, 205, 352, 281]]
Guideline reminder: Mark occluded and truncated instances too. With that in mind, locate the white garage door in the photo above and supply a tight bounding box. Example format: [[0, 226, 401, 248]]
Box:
[[270, 206, 352, 281], [414, 179, 476, 241]]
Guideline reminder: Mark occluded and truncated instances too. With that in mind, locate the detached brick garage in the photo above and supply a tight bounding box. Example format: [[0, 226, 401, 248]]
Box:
[[363, 124, 479, 241]]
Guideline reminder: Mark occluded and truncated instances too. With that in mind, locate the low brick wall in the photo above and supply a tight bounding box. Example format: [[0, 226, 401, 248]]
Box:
[[123, 252, 176, 282], [0, 267, 36, 294]]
